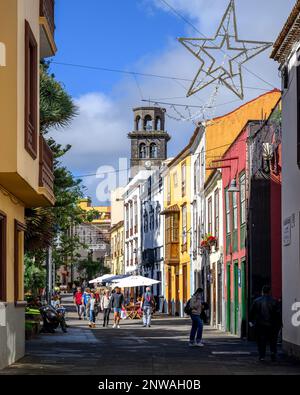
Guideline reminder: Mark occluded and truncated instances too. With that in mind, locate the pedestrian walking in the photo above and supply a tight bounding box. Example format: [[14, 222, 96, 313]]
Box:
[[140, 287, 155, 328], [88, 293, 97, 328], [71, 283, 77, 296], [82, 287, 91, 321], [101, 290, 111, 327], [250, 285, 282, 362], [187, 288, 204, 347], [109, 287, 125, 329], [74, 287, 83, 320]]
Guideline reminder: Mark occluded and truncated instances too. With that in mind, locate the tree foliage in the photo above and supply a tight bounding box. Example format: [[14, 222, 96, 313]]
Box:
[[40, 62, 78, 133], [77, 256, 110, 282], [25, 62, 98, 293], [24, 255, 46, 297]]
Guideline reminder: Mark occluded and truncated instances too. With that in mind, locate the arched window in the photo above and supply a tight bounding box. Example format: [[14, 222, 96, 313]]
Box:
[[155, 203, 161, 229], [139, 143, 147, 159], [149, 205, 155, 231], [143, 210, 149, 233], [155, 116, 162, 130], [150, 143, 158, 159], [144, 115, 153, 131], [135, 116, 141, 131]]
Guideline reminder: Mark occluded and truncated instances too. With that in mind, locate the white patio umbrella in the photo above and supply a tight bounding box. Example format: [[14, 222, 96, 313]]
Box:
[[88, 274, 112, 284], [112, 275, 160, 288]]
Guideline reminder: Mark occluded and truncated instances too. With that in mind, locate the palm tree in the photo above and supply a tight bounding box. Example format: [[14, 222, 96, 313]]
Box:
[[25, 62, 78, 252]]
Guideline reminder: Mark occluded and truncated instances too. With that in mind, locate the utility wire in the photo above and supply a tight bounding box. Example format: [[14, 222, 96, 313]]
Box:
[[133, 73, 144, 100], [50, 61, 275, 92], [73, 137, 250, 179], [158, 0, 277, 90], [50, 61, 192, 82]]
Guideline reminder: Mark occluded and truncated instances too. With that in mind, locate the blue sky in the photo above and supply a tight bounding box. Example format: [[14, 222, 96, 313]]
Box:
[[51, 0, 183, 98], [49, 0, 295, 204]]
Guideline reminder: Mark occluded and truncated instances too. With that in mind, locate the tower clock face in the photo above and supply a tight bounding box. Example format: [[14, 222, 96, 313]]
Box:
[[145, 160, 152, 169]]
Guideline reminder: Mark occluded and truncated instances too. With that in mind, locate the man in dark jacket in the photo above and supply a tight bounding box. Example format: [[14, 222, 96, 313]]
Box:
[[250, 285, 282, 362]]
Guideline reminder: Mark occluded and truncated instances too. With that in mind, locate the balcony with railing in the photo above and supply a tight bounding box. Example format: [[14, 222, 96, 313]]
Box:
[[39, 135, 55, 204], [39, 0, 57, 58]]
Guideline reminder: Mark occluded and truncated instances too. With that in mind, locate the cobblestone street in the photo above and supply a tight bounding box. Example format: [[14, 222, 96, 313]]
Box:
[[1, 299, 300, 375]]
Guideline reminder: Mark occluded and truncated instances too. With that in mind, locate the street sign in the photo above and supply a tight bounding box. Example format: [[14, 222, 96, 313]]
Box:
[[283, 217, 291, 246]]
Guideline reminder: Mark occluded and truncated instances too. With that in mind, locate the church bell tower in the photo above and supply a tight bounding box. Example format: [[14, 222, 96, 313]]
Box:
[[128, 107, 171, 178]]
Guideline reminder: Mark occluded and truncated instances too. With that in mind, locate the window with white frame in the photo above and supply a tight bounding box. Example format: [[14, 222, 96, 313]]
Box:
[[194, 160, 197, 196], [240, 174, 246, 225], [181, 162, 186, 197], [226, 190, 231, 234], [200, 147, 205, 188], [208, 197, 213, 234], [182, 204, 187, 246], [233, 192, 238, 231], [134, 200, 138, 233]]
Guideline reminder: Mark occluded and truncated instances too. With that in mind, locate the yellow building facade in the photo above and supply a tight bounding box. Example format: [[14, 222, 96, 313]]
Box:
[[205, 89, 281, 180], [111, 221, 125, 275], [0, 0, 56, 368], [79, 198, 111, 225], [162, 137, 195, 316]]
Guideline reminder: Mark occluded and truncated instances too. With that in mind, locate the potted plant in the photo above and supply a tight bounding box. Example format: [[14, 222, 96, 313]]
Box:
[[200, 234, 218, 254]]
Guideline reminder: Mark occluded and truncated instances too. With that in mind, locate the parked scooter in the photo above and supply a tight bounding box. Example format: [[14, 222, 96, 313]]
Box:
[[40, 304, 67, 333]]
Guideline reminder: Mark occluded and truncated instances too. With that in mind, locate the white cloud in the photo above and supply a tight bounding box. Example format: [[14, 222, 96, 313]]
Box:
[[52, 0, 294, 203]]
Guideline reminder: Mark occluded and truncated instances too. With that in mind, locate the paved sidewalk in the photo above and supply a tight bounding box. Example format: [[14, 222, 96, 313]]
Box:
[[1, 303, 300, 375]]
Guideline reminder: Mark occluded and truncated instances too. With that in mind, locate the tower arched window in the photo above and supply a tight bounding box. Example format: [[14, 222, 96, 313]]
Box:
[[150, 143, 158, 159], [139, 143, 147, 159], [155, 116, 162, 130], [135, 116, 141, 131], [144, 115, 153, 131]]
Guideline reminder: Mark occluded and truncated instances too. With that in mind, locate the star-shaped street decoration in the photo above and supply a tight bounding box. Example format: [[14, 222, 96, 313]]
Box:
[[178, 0, 272, 100]]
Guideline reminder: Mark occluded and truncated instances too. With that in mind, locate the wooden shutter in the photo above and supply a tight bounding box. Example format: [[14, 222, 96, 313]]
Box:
[[14, 221, 26, 302], [297, 53, 300, 169], [0, 212, 7, 302], [25, 20, 38, 159]]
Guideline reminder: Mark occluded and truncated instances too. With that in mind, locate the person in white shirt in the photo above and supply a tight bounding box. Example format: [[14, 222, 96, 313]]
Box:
[[101, 290, 111, 327], [88, 293, 97, 328]]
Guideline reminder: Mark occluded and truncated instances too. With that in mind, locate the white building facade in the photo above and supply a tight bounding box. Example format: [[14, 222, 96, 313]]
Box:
[[204, 171, 225, 331], [190, 127, 206, 296], [140, 168, 165, 310], [123, 171, 152, 276], [271, 2, 300, 358]]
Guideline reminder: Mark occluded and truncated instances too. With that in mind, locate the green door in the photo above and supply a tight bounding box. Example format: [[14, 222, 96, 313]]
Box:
[[234, 261, 239, 335], [241, 260, 246, 323], [226, 263, 231, 332]]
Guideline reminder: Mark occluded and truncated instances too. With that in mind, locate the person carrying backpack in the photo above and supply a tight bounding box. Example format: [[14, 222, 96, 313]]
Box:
[[186, 288, 205, 347], [140, 287, 156, 328]]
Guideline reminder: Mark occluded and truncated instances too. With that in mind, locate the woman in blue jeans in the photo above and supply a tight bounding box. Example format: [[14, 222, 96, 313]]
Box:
[[189, 288, 204, 347]]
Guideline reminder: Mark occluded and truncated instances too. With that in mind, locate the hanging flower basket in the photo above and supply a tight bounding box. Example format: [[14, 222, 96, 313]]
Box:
[[200, 234, 218, 254]]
